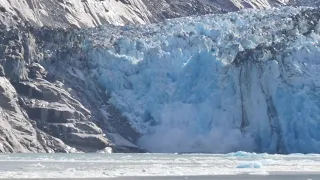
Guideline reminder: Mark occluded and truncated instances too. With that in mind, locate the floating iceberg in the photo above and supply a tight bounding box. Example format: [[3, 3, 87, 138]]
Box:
[[236, 161, 263, 168]]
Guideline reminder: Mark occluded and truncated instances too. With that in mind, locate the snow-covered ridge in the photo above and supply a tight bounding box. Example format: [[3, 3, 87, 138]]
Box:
[[0, 0, 318, 27], [67, 7, 320, 153], [0, 0, 152, 27]]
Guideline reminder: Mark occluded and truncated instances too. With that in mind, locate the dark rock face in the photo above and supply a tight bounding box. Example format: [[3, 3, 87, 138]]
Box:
[[0, 24, 144, 153], [0, 76, 68, 152], [0, 65, 4, 76]]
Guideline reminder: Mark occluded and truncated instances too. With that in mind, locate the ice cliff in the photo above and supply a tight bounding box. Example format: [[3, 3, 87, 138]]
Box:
[[77, 7, 320, 153]]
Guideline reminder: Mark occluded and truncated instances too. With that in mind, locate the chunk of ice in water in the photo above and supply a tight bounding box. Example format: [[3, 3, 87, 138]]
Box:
[[236, 161, 263, 168]]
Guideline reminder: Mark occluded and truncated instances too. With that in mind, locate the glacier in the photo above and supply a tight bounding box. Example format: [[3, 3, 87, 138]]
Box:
[[57, 7, 320, 154]]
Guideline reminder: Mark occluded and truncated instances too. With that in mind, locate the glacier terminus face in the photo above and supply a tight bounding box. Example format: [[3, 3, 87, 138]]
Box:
[[44, 7, 320, 154]]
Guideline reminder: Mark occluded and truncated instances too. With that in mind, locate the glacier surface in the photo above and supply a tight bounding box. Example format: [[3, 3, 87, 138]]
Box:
[[75, 7, 320, 153]]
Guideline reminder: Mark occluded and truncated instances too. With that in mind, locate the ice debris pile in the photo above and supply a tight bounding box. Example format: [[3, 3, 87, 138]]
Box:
[[68, 7, 320, 153]]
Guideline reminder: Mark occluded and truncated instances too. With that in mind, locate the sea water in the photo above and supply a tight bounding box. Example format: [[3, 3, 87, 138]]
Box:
[[0, 152, 320, 179]]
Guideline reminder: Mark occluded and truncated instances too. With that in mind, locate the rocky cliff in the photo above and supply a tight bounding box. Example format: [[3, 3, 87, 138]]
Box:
[[0, 23, 145, 152]]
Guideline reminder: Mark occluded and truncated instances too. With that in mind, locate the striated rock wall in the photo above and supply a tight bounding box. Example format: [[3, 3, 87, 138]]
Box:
[[0, 24, 144, 152]]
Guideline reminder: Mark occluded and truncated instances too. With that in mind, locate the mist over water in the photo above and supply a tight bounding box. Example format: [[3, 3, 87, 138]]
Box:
[[137, 114, 255, 153]]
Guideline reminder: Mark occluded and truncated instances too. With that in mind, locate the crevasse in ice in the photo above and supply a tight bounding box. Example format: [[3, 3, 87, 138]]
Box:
[[81, 7, 320, 153]]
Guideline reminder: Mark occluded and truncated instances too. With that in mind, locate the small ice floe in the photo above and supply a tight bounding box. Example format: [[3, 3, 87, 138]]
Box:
[[97, 147, 113, 154], [249, 171, 269, 175], [229, 151, 253, 157], [236, 161, 262, 169], [31, 163, 45, 168], [67, 168, 76, 172]]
